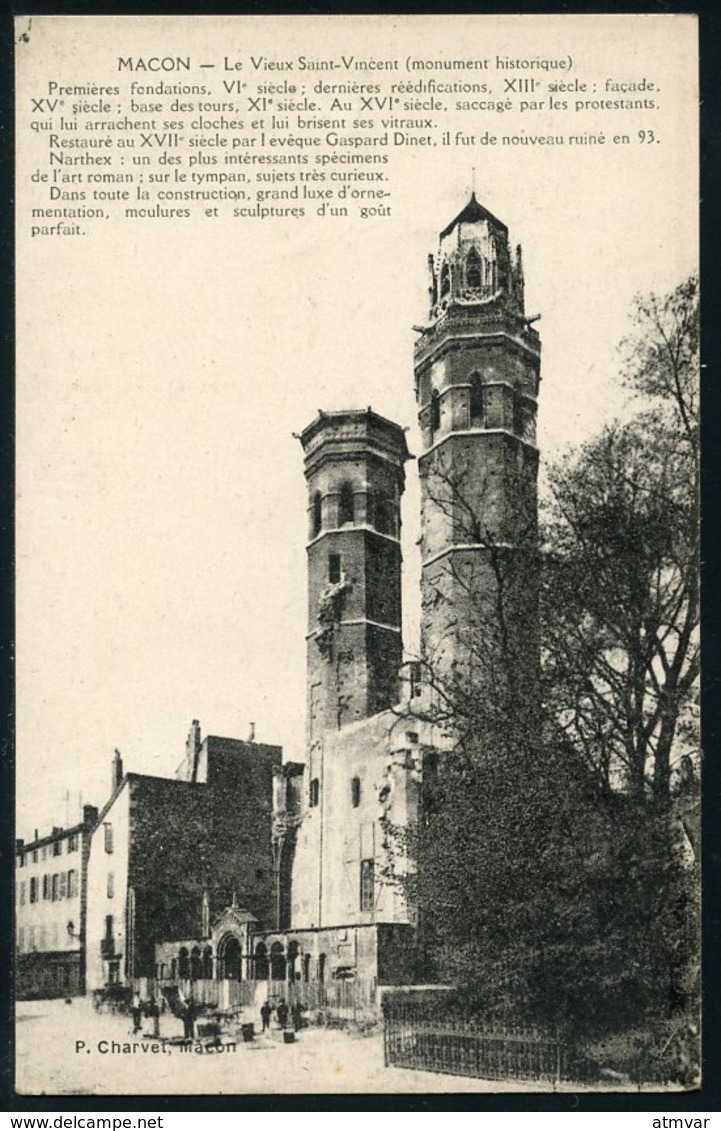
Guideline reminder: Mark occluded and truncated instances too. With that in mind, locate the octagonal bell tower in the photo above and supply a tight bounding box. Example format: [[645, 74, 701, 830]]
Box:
[[299, 409, 410, 753], [415, 195, 541, 712]]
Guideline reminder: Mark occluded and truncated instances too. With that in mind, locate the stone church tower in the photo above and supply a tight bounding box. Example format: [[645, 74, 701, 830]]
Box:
[[414, 194, 541, 718], [267, 195, 541, 977], [299, 409, 410, 753]]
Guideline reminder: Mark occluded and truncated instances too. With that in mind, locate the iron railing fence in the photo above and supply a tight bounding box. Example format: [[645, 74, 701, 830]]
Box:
[[383, 1003, 563, 1085]]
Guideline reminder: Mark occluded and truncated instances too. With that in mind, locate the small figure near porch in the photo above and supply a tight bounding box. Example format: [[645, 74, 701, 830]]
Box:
[[131, 991, 142, 1035], [178, 988, 196, 1041], [147, 994, 161, 1038]]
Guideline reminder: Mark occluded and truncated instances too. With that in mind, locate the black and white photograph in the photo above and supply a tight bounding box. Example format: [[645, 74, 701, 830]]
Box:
[[13, 13, 700, 1098]]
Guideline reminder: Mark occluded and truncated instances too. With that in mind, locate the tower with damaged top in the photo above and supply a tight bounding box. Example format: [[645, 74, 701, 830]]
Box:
[[299, 409, 410, 753]]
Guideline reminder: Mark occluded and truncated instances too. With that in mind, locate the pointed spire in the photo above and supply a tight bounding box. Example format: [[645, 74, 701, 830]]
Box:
[[440, 193, 507, 240]]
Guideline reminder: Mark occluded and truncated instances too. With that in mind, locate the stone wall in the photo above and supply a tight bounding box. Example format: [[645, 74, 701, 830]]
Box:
[[290, 708, 424, 933]]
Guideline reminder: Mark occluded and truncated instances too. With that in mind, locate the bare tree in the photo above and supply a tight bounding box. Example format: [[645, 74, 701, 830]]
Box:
[[542, 276, 699, 803], [414, 440, 540, 750]]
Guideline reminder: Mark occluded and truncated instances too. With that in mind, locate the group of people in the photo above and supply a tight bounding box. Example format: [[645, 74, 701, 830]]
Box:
[[129, 990, 305, 1041], [130, 992, 162, 1037], [259, 999, 304, 1032]]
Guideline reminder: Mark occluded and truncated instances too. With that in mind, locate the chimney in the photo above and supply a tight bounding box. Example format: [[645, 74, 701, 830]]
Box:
[[186, 720, 202, 782], [111, 748, 123, 792], [187, 719, 201, 756], [248, 722, 256, 743], [83, 804, 99, 827]]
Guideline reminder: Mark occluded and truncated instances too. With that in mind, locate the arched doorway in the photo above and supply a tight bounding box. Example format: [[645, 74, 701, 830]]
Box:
[[219, 935, 242, 981], [254, 943, 269, 981], [270, 942, 286, 981], [287, 940, 300, 983]]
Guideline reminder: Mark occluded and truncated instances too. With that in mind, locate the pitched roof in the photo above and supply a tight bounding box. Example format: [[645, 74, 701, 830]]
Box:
[[440, 193, 507, 239]]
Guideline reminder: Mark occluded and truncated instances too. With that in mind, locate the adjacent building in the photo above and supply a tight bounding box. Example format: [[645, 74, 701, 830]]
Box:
[[15, 805, 98, 999], [85, 729, 281, 992]]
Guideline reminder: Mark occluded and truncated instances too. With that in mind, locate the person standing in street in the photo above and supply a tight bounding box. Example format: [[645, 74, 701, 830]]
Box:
[[148, 995, 161, 1038], [184, 995, 196, 1040], [131, 991, 142, 1035]]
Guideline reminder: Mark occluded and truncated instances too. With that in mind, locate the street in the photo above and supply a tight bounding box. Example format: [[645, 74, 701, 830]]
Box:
[[15, 997, 544, 1096]]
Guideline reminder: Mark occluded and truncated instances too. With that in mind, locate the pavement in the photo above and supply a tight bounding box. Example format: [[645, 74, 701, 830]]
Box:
[[15, 996, 548, 1097]]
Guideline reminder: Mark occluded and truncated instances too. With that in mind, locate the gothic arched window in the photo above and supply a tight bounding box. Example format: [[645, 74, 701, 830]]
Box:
[[466, 248, 482, 290], [430, 389, 441, 437], [190, 946, 202, 981], [339, 482, 354, 526], [440, 262, 451, 298], [470, 373, 484, 426], [178, 947, 189, 980], [202, 946, 213, 979], [312, 491, 322, 538]]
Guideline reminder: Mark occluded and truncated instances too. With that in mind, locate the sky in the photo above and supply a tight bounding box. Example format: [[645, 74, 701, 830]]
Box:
[[15, 14, 698, 838]]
